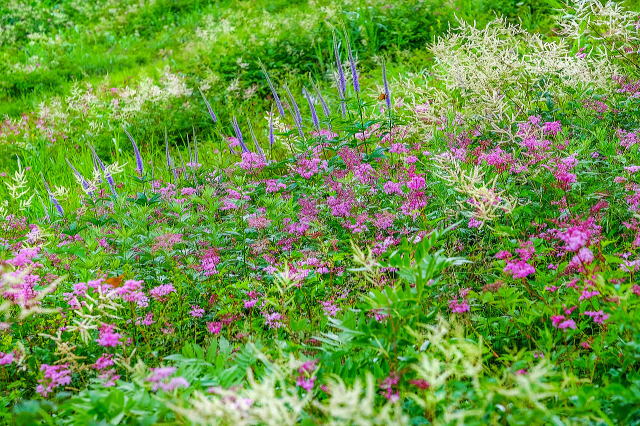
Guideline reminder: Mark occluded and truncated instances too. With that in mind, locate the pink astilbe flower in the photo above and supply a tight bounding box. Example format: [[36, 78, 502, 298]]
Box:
[[149, 284, 176, 301], [37, 364, 72, 397], [247, 215, 271, 230], [558, 227, 589, 252], [96, 323, 122, 347], [406, 175, 426, 190], [296, 376, 316, 392], [98, 369, 120, 387], [293, 157, 325, 179], [265, 179, 286, 193], [379, 373, 400, 402], [93, 354, 115, 370], [7, 246, 41, 268], [237, 152, 266, 172], [409, 379, 430, 390], [468, 217, 483, 228], [113, 280, 149, 307], [320, 300, 340, 317], [582, 310, 609, 324], [0, 352, 14, 365], [543, 121, 562, 135], [190, 305, 205, 317], [573, 247, 594, 264], [449, 299, 470, 313], [504, 260, 535, 278], [200, 248, 221, 276], [551, 315, 576, 330], [152, 233, 183, 252], [383, 181, 403, 195], [263, 312, 284, 329], [207, 321, 222, 334], [146, 367, 190, 392], [579, 289, 600, 301]]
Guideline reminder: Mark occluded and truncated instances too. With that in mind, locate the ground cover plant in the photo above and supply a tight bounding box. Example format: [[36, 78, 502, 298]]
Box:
[[1, 0, 640, 424]]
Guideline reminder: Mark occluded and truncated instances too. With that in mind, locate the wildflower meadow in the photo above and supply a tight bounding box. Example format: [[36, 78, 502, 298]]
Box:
[[1, 0, 640, 424]]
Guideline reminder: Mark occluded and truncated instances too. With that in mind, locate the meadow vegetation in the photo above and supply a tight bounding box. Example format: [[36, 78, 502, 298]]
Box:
[[1, 0, 640, 424]]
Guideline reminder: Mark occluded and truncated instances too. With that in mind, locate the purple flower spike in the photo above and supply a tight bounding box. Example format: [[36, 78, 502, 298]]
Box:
[[333, 37, 346, 97], [333, 72, 347, 117], [302, 87, 319, 130], [123, 127, 144, 176], [260, 63, 286, 118], [232, 116, 250, 153], [198, 88, 218, 123], [65, 158, 94, 197], [313, 82, 331, 118], [248, 120, 266, 162], [269, 107, 275, 147], [346, 38, 360, 93], [41, 176, 64, 216], [382, 61, 391, 110], [88, 145, 117, 197], [283, 85, 304, 138]]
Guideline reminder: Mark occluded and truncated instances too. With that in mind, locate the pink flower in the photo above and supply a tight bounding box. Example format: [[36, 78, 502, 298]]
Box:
[[263, 312, 284, 329], [265, 179, 286, 193], [237, 152, 266, 171], [504, 260, 535, 278], [582, 310, 609, 324], [380, 373, 400, 402], [146, 367, 189, 391], [406, 176, 426, 190], [149, 284, 176, 300], [449, 299, 470, 313], [320, 300, 340, 316], [495, 250, 513, 260], [200, 248, 220, 276], [94, 354, 115, 370], [383, 181, 403, 195], [558, 228, 589, 252], [0, 352, 14, 365], [37, 364, 72, 397], [409, 379, 430, 390], [190, 306, 205, 317], [468, 217, 483, 228], [579, 289, 600, 301], [207, 321, 222, 334], [296, 376, 316, 392], [543, 121, 562, 135], [98, 369, 120, 387], [96, 323, 122, 347], [114, 280, 148, 307], [247, 215, 271, 229], [551, 315, 576, 329]]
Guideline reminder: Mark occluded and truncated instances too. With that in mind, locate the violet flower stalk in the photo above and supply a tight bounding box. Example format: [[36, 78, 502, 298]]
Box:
[[198, 88, 218, 123], [232, 116, 250, 153], [268, 107, 275, 147], [41, 176, 63, 216], [123, 127, 144, 176], [247, 120, 266, 162], [88, 145, 117, 197], [333, 37, 347, 117], [312, 81, 331, 118], [302, 87, 319, 130], [65, 158, 94, 197], [346, 37, 360, 93], [283, 84, 304, 138], [259, 62, 286, 118], [165, 130, 178, 182], [382, 61, 392, 110], [333, 36, 347, 96]]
